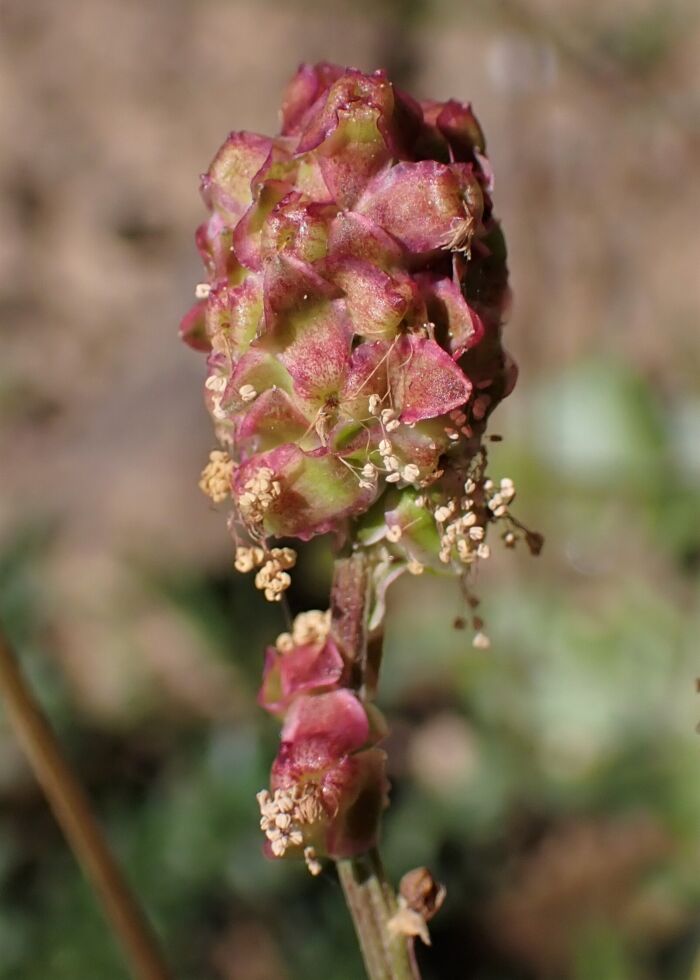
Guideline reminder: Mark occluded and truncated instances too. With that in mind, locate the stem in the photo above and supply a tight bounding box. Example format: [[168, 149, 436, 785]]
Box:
[[338, 850, 420, 980], [0, 625, 172, 980], [330, 551, 371, 691], [331, 555, 422, 980]]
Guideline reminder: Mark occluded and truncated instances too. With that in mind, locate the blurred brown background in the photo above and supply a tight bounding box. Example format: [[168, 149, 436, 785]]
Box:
[[1, 1, 699, 978]]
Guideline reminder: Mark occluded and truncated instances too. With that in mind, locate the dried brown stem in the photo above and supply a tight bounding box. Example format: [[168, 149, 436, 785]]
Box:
[[0, 624, 172, 980]]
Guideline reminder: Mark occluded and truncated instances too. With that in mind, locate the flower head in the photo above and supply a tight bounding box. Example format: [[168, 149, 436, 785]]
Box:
[[184, 64, 539, 871], [184, 62, 514, 577]]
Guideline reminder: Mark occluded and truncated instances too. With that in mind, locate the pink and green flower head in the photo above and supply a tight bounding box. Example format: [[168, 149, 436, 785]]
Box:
[[187, 62, 523, 602]]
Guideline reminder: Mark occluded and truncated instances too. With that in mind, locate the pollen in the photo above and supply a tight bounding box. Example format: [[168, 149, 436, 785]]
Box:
[[237, 467, 281, 526], [368, 394, 382, 416], [359, 462, 378, 490], [381, 406, 401, 433], [211, 398, 227, 421], [386, 524, 402, 543], [280, 609, 331, 649], [500, 477, 516, 500], [275, 632, 294, 653], [304, 846, 323, 877], [255, 566, 291, 602], [199, 450, 234, 503], [256, 783, 327, 857], [234, 545, 266, 573], [205, 374, 226, 393], [254, 547, 297, 602], [434, 501, 456, 524], [239, 384, 258, 403]]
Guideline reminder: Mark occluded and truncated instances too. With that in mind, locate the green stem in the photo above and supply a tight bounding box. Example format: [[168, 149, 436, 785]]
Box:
[[0, 624, 172, 980], [331, 555, 422, 980], [338, 850, 420, 980]]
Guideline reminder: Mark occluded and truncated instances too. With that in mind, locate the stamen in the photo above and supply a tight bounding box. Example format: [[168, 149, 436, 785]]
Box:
[[199, 450, 234, 503]]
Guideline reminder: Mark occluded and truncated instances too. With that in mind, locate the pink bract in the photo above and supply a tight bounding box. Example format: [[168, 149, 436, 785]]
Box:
[[270, 691, 388, 858], [258, 635, 345, 716]]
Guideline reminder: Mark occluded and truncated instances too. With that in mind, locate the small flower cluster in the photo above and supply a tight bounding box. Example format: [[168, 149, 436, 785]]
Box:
[[231, 544, 298, 601], [256, 619, 388, 869], [257, 785, 324, 859], [434, 473, 517, 567], [198, 450, 234, 504], [275, 609, 331, 652], [236, 467, 281, 527], [254, 546, 296, 602], [380, 445, 541, 646]]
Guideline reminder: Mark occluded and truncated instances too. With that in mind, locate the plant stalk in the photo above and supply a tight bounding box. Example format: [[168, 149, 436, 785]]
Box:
[[0, 625, 172, 980], [331, 555, 422, 980], [338, 850, 420, 980]]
